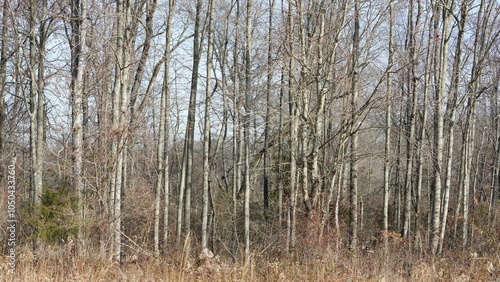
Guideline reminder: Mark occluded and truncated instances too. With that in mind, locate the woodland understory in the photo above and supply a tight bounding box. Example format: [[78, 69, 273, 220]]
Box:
[[0, 0, 499, 280]]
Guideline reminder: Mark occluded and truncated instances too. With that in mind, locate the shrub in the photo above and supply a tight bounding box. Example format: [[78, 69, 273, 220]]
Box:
[[24, 187, 78, 244]]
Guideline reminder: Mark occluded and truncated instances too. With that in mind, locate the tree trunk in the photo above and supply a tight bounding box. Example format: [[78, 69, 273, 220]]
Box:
[[384, 0, 394, 250], [415, 0, 430, 251], [430, 0, 451, 255], [244, 0, 253, 260], [492, 81, 500, 223], [438, 0, 468, 254], [403, 0, 421, 241], [202, 0, 215, 250], [263, 0, 275, 217], [178, 0, 202, 238], [154, 0, 175, 254], [28, 0, 45, 206], [70, 0, 88, 255], [0, 0, 8, 158], [349, 0, 360, 249], [287, 1, 298, 251], [278, 69, 284, 228], [461, 0, 493, 247], [462, 98, 477, 247], [162, 0, 175, 251], [110, 0, 133, 262]]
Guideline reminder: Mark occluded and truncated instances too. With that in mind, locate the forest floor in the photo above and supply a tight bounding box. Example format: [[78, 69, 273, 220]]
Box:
[[1, 244, 499, 281]]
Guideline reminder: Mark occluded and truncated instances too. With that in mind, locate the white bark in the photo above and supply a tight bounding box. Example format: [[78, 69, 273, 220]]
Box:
[[28, 0, 45, 206], [438, 0, 468, 254], [349, 0, 360, 249], [162, 0, 175, 251], [403, 0, 421, 240], [202, 0, 215, 250], [244, 0, 253, 260], [287, 1, 298, 251], [384, 0, 394, 250], [0, 0, 8, 156], [70, 0, 88, 254], [430, 0, 452, 255]]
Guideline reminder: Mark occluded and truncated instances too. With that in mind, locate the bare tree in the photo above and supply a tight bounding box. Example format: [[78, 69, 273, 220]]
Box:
[[177, 0, 202, 238], [262, 0, 275, 217], [430, 0, 452, 255], [349, 0, 360, 249], [154, 0, 176, 257], [244, 0, 253, 260], [202, 0, 215, 250], [231, 0, 242, 259], [27, 0, 46, 206], [438, 0, 468, 254], [109, 0, 128, 261], [402, 0, 422, 241], [69, 0, 88, 254], [0, 0, 8, 160], [384, 0, 395, 251], [286, 0, 298, 251]]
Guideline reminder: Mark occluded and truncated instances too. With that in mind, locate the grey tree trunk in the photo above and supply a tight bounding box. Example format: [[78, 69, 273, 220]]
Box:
[[28, 0, 45, 206], [109, 0, 122, 259], [462, 98, 477, 247], [287, 1, 298, 251], [349, 0, 360, 249], [110, 0, 134, 262], [492, 83, 500, 223], [296, 0, 310, 215], [263, 0, 275, 216], [403, 0, 421, 241], [202, 0, 215, 250], [438, 0, 468, 254], [244, 0, 253, 260], [492, 102, 500, 225], [154, 0, 175, 253], [384, 0, 394, 250], [335, 152, 346, 250], [459, 0, 495, 247], [278, 70, 284, 228], [70, 0, 88, 255], [430, 0, 451, 255], [231, 0, 241, 259], [162, 0, 175, 251], [0, 0, 8, 159], [317, 1, 348, 241], [178, 0, 202, 237], [154, 78, 165, 257], [415, 0, 430, 250], [394, 116, 403, 231]]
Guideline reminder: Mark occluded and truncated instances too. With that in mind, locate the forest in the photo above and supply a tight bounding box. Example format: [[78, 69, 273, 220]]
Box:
[[0, 0, 499, 280]]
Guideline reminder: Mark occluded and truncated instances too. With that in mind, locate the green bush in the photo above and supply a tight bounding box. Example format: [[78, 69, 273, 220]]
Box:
[[24, 187, 78, 244]]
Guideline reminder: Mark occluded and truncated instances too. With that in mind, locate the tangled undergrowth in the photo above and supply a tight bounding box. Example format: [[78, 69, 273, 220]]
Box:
[[1, 241, 498, 281]]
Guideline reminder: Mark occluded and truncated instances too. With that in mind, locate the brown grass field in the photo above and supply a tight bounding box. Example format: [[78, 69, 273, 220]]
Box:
[[1, 243, 498, 281]]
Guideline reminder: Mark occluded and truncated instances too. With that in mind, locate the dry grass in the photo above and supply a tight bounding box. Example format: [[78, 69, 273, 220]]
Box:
[[1, 244, 498, 282]]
